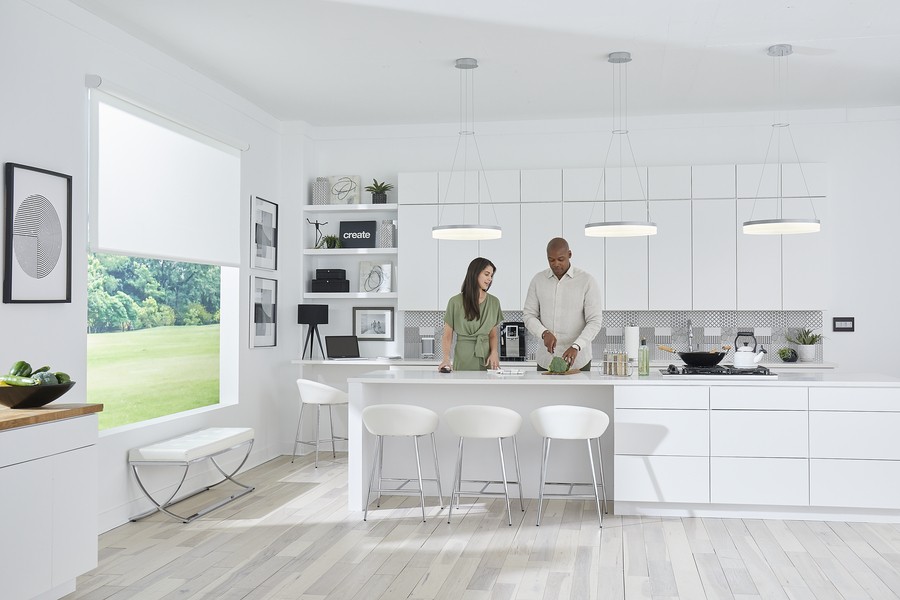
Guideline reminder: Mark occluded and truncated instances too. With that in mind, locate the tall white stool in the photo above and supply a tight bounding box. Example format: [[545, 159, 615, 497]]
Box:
[[292, 379, 348, 468], [362, 404, 445, 522], [443, 405, 525, 526], [530, 405, 610, 527]]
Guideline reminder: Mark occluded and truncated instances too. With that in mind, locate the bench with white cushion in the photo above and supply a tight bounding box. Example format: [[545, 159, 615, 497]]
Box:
[[128, 427, 255, 523]]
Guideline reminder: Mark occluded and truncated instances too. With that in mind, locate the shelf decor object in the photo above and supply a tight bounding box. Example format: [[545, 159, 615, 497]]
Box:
[[584, 52, 657, 238], [298, 303, 328, 359], [328, 175, 361, 205], [312, 177, 329, 205], [353, 306, 394, 341], [743, 44, 821, 235], [359, 261, 392, 293], [251, 276, 277, 348], [3, 162, 73, 303], [252, 195, 278, 270], [432, 58, 502, 241]]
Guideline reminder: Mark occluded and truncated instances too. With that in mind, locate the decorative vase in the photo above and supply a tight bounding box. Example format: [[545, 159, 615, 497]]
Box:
[[797, 344, 816, 362], [372, 192, 387, 204]]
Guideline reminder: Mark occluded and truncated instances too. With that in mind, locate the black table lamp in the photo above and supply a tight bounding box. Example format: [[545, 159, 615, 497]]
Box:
[[298, 304, 328, 359]]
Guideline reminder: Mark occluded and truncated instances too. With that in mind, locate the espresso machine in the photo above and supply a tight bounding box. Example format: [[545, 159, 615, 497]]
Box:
[[499, 321, 527, 361]]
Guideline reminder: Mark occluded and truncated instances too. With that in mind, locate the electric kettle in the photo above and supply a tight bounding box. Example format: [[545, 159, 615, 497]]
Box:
[[733, 331, 767, 369]]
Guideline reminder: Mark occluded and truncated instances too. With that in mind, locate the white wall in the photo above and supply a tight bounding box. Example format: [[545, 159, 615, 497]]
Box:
[[0, 0, 308, 530], [307, 108, 900, 377]]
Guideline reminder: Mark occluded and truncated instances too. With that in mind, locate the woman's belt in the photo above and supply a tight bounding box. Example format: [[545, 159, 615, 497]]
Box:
[[456, 333, 489, 358]]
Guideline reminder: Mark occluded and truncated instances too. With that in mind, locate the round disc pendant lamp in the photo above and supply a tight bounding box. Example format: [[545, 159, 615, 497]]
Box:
[[585, 51, 657, 238], [432, 58, 502, 241], [743, 44, 821, 235]]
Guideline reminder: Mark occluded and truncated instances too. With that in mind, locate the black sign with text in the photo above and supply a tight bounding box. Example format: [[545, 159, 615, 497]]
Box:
[[339, 220, 377, 248]]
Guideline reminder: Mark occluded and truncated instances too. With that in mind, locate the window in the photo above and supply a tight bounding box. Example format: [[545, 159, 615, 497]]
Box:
[[88, 90, 241, 430]]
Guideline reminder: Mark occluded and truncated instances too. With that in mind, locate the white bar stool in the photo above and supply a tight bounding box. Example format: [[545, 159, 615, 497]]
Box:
[[530, 405, 610, 527], [292, 379, 348, 468], [443, 405, 525, 526], [362, 404, 445, 522]]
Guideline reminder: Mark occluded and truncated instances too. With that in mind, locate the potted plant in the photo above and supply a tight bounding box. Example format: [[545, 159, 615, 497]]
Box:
[[786, 328, 823, 362], [316, 234, 342, 249], [777, 347, 798, 363], [364, 179, 394, 204]]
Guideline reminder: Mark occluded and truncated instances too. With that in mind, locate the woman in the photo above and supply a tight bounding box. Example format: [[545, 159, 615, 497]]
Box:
[[438, 257, 503, 372]]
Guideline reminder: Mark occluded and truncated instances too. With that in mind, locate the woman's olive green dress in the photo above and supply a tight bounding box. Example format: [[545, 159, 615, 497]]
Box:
[[444, 293, 504, 371]]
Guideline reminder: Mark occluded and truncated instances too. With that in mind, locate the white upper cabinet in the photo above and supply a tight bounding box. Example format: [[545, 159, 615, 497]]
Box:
[[605, 167, 648, 201], [737, 164, 779, 198], [398, 204, 439, 310], [562, 168, 605, 203], [648, 200, 692, 310], [479, 203, 522, 309], [781, 163, 827, 197], [521, 203, 562, 295], [737, 198, 782, 309], [398, 172, 438, 204], [481, 170, 520, 204], [437, 204, 478, 309], [782, 197, 828, 309], [692, 165, 735, 199], [648, 166, 691, 200], [521, 169, 562, 203], [605, 201, 649, 310], [693, 199, 737, 310], [439, 170, 480, 204], [562, 202, 605, 297]]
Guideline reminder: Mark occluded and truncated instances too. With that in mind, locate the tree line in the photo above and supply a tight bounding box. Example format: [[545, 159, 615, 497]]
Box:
[[88, 254, 221, 333]]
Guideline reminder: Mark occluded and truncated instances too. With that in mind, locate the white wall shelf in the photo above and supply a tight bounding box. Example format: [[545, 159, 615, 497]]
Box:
[[305, 204, 398, 212], [303, 292, 398, 299], [303, 248, 398, 255]]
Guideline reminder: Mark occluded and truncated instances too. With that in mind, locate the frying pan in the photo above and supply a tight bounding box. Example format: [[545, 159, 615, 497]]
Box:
[[658, 345, 729, 367]]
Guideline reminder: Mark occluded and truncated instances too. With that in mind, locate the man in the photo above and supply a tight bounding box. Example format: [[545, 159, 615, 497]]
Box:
[[523, 237, 603, 371]]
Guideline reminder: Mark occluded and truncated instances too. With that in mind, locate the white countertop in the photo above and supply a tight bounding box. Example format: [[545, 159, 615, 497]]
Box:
[[293, 358, 838, 370]]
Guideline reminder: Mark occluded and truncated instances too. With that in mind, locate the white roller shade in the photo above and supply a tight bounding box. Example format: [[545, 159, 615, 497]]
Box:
[[90, 91, 241, 266]]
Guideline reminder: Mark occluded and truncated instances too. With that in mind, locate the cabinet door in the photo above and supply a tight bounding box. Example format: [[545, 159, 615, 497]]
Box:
[[615, 409, 709, 456], [481, 170, 520, 204], [781, 163, 827, 197], [711, 457, 808, 506], [53, 446, 98, 585], [521, 169, 562, 203], [563, 168, 604, 203], [737, 198, 781, 309], [648, 166, 691, 200], [398, 204, 439, 310], [398, 172, 438, 204], [782, 197, 827, 309], [710, 411, 807, 457], [692, 165, 735, 199], [692, 199, 737, 309], [0, 459, 53, 599], [811, 459, 900, 509], [810, 412, 900, 460], [615, 455, 709, 503], [439, 170, 480, 205], [604, 201, 649, 310], [605, 167, 648, 201], [737, 164, 778, 199], [479, 203, 521, 309], [520, 203, 562, 294], [437, 204, 478, 309], [648, 199, 691, 310], [561, 202, 604, 296]]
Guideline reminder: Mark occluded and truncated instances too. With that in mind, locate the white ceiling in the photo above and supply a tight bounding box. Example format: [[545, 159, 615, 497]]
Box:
[[69, 0, 900, 126]]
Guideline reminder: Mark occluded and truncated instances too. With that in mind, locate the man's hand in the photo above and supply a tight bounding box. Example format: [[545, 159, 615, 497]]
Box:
[[562, 345, 579, 366], [542, 330, 557, 353]]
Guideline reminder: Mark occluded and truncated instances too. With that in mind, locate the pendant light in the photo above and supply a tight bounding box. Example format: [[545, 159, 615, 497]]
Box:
[[432, 58, 502, 241], [743, 44, 821, 235], [585, 51, 657, 238]]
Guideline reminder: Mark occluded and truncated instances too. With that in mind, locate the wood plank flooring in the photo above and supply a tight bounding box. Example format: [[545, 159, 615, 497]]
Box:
[[66, 454, 900, 599]]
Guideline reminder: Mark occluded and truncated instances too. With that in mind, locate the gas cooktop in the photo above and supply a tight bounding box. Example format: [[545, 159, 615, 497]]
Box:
[[660, 364, 778, 379]]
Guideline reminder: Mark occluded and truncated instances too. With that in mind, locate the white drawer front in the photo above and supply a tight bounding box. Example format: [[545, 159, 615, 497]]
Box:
[[711, 457, 808, 506], [615, 455, 709, 503], [710, 411, 807, 457], [810, 412, 900, 460], [810, 387, 900, 412], [811, 459, 900, 510], [710, 386, 807, 410], [615, 386, 708, 409], [615, 409, 708, 456]]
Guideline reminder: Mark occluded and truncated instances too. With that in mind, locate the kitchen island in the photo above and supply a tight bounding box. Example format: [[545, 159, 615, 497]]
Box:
[[347, 369, 900, 522]]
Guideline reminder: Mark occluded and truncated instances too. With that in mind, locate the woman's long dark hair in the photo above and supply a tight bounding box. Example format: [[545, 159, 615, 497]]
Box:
[[461, 257, 496, 321]]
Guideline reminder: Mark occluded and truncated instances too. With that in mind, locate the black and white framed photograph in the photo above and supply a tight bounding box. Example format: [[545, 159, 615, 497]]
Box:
[[353, 306, 394, 341], [251, 276, 277, 347], [4, 163, 72, 303], [252, 195, 278, 270]]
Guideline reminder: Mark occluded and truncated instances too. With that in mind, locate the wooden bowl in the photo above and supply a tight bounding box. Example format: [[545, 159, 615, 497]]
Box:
[[0, 382, 76, 409]]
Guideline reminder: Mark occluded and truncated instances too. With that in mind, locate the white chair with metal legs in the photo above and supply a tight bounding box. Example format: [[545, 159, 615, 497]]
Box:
[[443, 405, 525, 526], [292, 379, 348, 468], [362, 404, 444, 522], [530, 405, 610, 527]]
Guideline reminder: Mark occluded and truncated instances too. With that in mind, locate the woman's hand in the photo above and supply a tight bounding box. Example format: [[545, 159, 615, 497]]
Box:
[[485, 351, 500, 371], [438, 361, 452, 373]]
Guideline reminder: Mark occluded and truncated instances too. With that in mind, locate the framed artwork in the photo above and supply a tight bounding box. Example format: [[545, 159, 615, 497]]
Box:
[[251, 276, 277, 348], [353, 306, 394, 341], [252, 195, 278, 270], [4, 163, 72, 303], [328, 175, 361, 205], [359, 261, 393, 293]]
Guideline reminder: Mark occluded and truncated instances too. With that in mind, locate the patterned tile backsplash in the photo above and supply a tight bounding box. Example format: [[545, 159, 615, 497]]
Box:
[[403, 310, 824, 363]]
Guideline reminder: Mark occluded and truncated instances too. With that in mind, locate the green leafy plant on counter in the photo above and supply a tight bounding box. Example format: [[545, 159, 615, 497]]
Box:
[[315, 234, 342, 249], [777, 347, 798, 362], [786, 328, 823, 345], [364, 179, 394, 194]]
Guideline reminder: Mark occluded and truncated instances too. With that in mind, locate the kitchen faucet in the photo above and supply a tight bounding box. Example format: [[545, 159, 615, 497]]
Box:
[[687, 319, 693, 352]]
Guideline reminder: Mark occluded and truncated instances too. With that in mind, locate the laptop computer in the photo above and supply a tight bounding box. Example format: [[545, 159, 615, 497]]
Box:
[[325, 335, 366, 360]]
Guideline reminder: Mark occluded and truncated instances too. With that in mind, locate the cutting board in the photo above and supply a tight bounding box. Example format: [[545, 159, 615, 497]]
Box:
[[540, 370, 584, 376]]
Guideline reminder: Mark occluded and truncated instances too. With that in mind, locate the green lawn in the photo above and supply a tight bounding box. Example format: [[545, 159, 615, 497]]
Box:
[[87, 325, 220, 430]]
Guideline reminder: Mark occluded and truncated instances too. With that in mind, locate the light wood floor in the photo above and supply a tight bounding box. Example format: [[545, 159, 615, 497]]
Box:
[[66, 453, 900, 600]]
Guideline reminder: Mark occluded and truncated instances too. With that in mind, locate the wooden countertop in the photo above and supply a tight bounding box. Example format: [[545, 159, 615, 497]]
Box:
[[0, 403, 103, 431]]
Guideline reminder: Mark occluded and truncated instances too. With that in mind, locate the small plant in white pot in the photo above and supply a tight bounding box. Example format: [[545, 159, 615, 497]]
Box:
[[786, 328, 823, 362]]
